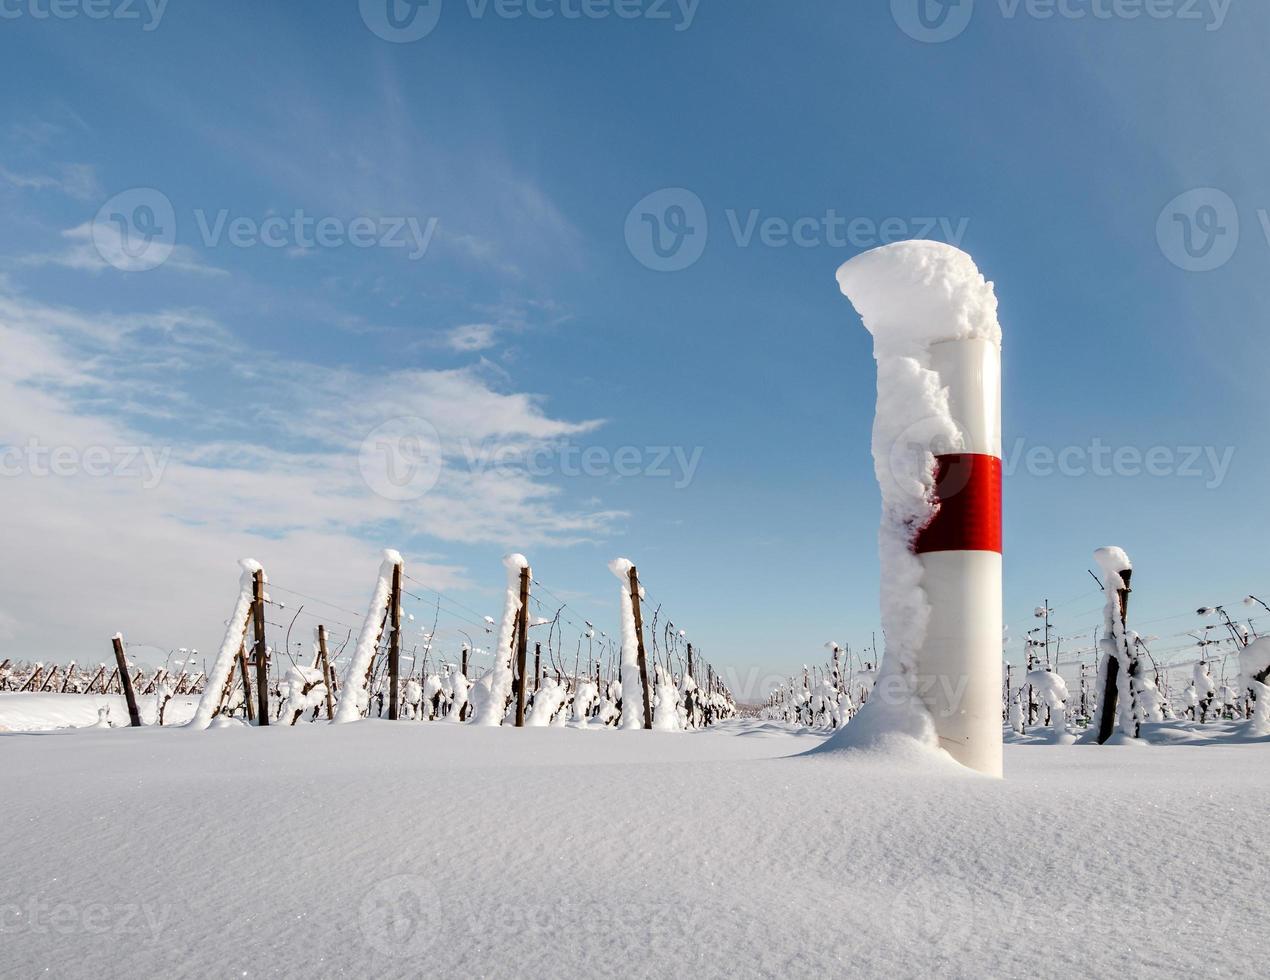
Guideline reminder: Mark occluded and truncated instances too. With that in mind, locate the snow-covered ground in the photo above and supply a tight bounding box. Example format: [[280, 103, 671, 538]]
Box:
[[2, 718, 1266, 978], [0, 692, 200, 732]]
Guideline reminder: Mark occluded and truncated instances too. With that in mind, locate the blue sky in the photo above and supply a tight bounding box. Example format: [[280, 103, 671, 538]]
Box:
[[1, 0, 1267, 691]]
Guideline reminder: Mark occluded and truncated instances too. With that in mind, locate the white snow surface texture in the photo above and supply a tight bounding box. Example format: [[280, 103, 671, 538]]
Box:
[[2, 721, 1266, 978]]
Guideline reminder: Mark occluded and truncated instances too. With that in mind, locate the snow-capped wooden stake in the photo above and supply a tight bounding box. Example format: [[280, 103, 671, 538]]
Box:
[[1096, 568, 1134, 745], [111, 634, 143, 727], [251, 570, 270, 726], [317, 625, 335, 720], [388, 563, 403, 721], [514, 566, 531, 727], [628, 566, 653, 729]]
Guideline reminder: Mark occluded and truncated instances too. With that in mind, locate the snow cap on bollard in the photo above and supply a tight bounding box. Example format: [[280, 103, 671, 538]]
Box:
[[835, 241, 1004, 777]]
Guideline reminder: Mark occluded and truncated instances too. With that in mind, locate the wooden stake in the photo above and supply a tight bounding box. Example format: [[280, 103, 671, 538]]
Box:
[[514, 566, 531, 727], [317, 625, 336, 720], [1096, 569, 1133, 745], [252, 570, 270, 726], [111, 635, 143, 728], [388, 564, 403, 720], [628, 566, 653, 729]]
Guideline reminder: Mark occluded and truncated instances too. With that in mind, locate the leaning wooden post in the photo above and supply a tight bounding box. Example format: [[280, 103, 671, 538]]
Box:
[[317, 625, 336, 720], [628, 565, 653, 729], [388, 563, 403, 721], [111, 634, 143, 727], [252, 570, 270, 726], [514, 566, 531, 727]]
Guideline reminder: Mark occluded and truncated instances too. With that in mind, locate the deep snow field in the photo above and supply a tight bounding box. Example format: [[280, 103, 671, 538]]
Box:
[[3, 714, 1267, 979]]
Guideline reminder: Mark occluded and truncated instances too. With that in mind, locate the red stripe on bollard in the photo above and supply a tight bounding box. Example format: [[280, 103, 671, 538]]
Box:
[[915, 453, 1002, 555]]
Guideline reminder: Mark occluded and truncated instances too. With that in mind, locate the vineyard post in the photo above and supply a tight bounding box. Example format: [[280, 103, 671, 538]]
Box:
[[514, 566, 531, 727], [317, 625, 336, 720], [111, 634, 143, 727], [252, 570, 270, 726], [628, 565, 653, 729], [19, 666, 42, 692], [388, 563, 403, 721], [1096, 569, 1133, 745]]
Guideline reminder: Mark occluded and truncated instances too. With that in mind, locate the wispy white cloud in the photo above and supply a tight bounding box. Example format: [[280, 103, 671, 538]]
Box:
[[0, 289, 622, 660], [444, 323, 498, 353], [20, 221, 226, 277], [0, 162, 101, 202]]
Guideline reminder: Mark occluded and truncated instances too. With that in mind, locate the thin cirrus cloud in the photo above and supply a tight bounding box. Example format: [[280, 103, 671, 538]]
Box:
[[19, 221, 226, 277], [0, 162, 101, 202]]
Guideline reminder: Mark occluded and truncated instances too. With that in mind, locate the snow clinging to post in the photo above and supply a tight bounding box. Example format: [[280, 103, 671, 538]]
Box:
[[1092, 546, 1140, 739], [188, 559, 262, 731], [333, 550, 403, 724], [825, 241, 1004, 776], [473, 554, 529, 726], [608, 557, 645, 730]]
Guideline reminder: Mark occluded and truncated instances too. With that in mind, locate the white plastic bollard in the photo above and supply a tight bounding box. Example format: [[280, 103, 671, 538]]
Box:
[[916, 338, 1003, 777], [836, 241, 1003, 777]]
